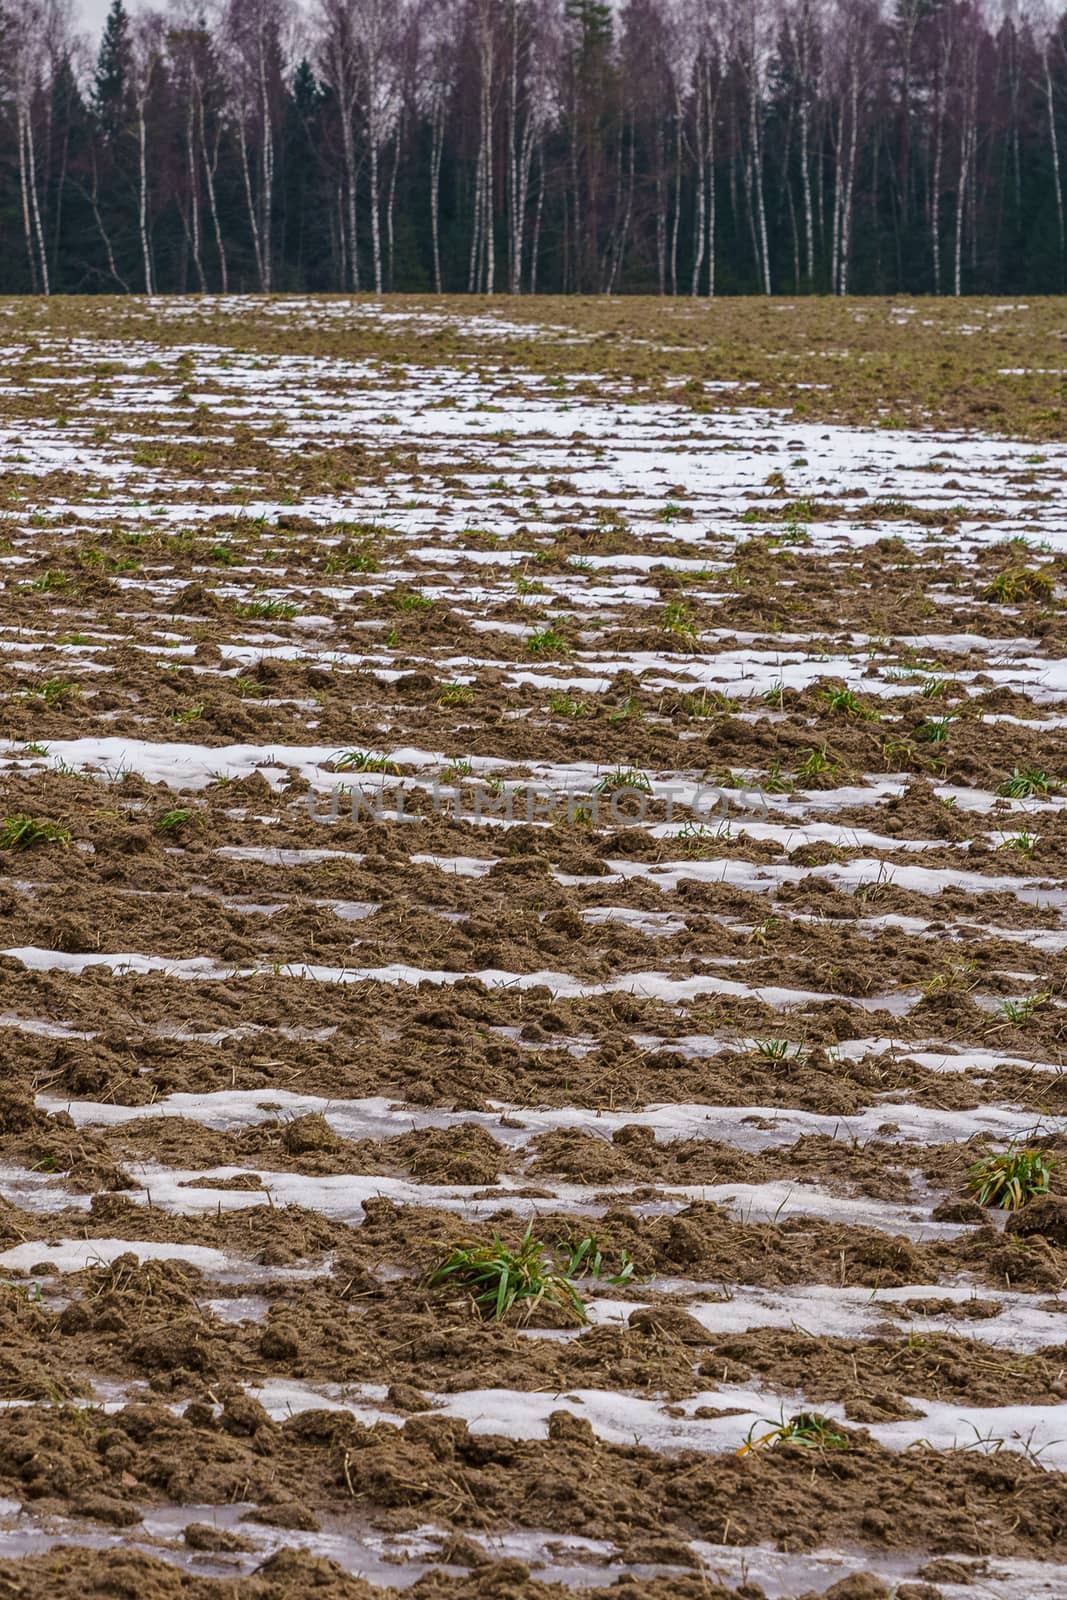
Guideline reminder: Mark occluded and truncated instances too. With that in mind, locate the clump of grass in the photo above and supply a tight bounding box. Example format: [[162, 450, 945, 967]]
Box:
[[323, 537, 379, 574], [169, 703, 204, 725], [25, 677, 77, 708], [921, 957, 978, 997], [673, 819, 706, 856], [559, 1233, 634, 1286], [29, 569, 69, 592], [999, 831, 1036, 855], [334, 750, 399, 774], [42, 678, 77, 707], [998, 992, 1051, 1025], [233, 676, 265, 699], [982, 568, 1054, 603], [437, 682, 476, 707], [762, 760, 794, 794], [234, 596, 298, 620], [998, 766, 1053, 798], [880, 736, 924, 772], [549, 691, 589, 717], [738, 1412, 849, 1455], [527, 626, 569, 654], [966, 1147, 1051, 1210], [751, 1038, 802, 1062], [0, 815, 72, 851], [795, 746, 839, 783], [662, 600, 697, 642], [442, 757, 474, 782], [156, 808, 195, 835], [20, 675, 77, 707], [820, 685, 874, 719], [916, 715, 954, 744], [593, 765, 651, 795], [707, 768, 748, 791], [424, 1226, 589, 1325], [686, 690, 736, 718], [388, 588, 434, 613]]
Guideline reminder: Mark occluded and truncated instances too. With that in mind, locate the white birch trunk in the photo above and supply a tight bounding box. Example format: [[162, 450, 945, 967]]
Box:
[[137, 107, 154, 295], [430, 97, 444, 293], [202, 114, 229, 293], [184, 97, 205, 292], [238, 118, 266, 289], [16, 109, 37, 292], [1046, 47, 1065, 265]]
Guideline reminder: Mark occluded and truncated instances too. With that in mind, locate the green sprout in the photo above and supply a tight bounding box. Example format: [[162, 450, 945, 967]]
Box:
[[156, 809, 195, 835], [424, 1226, 590, 1326], [916, 715, 954, 744], [998, 766, 1053, 799], [795, 746, 838, 782], [662, 600, 697, 642], [820, 686, 874, 719], [334, 750, 399, 774], [527, 627, 569, 654], [437, 682, 476, 707], [686, 691, 736, 718], [234, 597, 298, 620], [388, 589, 434, 612], [0, 816, 72, 851], [983, 568, 1054, 603], [593, 766, 652, 795], [999, 831, 1036, 855], [966, 1147, 1051, 1210], [549, 692, 589, 717], [998, 992, 1051, 1025], [738, 1413, 849, 1455], [26, 677, 77, 708], [751, 1038, 802, 1062]]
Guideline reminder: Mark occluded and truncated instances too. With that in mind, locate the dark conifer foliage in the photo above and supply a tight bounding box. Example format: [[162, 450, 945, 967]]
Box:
[[3, 0, 1066, 295]]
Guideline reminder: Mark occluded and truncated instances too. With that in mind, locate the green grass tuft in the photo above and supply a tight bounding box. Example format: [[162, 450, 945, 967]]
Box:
[[966, 1147, 1051, 1210], [424, 1226, 591, 1325], [0, 815, 72, 851]]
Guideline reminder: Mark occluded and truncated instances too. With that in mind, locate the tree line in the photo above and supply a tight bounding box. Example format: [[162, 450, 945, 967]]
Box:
[[3, 0, 1066, 297]]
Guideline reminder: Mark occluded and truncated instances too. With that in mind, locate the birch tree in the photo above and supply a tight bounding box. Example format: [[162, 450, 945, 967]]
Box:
[[128, 11, 168, 294], [2, 0, 54, 291], [413, 0, 461, 293], [318, 0, 361, 286], [505, 0, 561, 294], [224, 0, 288, 290], [729, 0, 772, 293]]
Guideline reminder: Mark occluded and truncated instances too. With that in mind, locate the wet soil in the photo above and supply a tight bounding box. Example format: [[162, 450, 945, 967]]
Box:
[[1, 297, 1066, 1596]]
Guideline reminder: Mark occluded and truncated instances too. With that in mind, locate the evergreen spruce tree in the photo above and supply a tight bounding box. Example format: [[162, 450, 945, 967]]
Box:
[[93, 0, 133, 140]]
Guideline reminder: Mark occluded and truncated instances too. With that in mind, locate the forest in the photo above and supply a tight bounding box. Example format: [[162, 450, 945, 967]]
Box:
[[3, 0, 1067, 298]]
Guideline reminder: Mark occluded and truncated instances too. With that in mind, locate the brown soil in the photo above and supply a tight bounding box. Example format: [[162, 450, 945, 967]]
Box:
[[0, 297, 1066, 1597]]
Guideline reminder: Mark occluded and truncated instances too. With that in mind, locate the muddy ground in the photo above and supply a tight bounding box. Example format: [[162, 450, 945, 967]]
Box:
[[0, 295, 1066, 1598]]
